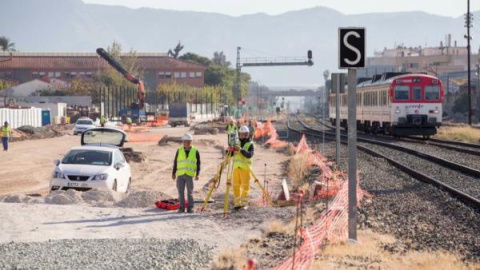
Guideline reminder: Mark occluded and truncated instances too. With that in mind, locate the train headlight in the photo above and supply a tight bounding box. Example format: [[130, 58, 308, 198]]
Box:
[[429, 107, 439, 114], [395, 107, 401, 114]]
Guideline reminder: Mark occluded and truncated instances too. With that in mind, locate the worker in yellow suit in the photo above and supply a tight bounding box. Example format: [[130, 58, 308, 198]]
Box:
[[232, 125, 254, 210]]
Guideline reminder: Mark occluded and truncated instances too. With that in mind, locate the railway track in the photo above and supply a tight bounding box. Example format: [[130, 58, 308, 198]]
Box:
[[288, 116, 480, 209]]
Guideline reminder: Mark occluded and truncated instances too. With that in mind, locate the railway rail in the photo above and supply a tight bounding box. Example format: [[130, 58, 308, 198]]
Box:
[[288, 116, 480, 209]]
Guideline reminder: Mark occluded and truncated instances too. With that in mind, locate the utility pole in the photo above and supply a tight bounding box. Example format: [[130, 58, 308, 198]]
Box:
[[235, 47, 242, 117], [466, 0, 473, 125]]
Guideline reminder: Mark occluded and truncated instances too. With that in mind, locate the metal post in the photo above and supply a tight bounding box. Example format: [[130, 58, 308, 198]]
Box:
[[477, 64, 480, 114], [467, 0, 472, 125], [236, 47, 242, 117], [332, 74, 342, 166], [100, 87, 103, 117], [347, 69, 357, 241]]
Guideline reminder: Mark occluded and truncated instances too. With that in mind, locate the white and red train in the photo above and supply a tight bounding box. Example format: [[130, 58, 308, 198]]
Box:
[[329, 72, 444, 137]]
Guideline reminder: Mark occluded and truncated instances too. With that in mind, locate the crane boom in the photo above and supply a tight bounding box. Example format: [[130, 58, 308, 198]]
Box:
[[96, 48, 145, 109]]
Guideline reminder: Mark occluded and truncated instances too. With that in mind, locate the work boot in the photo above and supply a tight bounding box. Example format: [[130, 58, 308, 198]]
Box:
[[187, 209, 194, 213], [177, 208, 185, 213]]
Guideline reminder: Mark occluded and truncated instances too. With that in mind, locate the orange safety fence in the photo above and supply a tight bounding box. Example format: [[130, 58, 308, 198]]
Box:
[[253, 125, 366, 269], [272, 135, 365, 270], [255, 119, 289, 149]]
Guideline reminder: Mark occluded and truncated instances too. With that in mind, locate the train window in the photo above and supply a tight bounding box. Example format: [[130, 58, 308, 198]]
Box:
[[394, 85, 410, 100], [425, 86, 440, 100], [413, 86, 422, 100]]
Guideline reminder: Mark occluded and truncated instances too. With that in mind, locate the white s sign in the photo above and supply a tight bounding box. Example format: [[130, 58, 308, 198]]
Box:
[[343, 31, 361, 66]]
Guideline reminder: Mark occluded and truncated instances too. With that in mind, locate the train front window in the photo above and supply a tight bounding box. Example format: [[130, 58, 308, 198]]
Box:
[[425, 86, 440, 101], [413, 86, 422, 100], [394, 85, 410, 100]]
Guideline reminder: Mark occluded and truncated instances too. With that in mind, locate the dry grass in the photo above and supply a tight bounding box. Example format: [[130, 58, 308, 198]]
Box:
[[314, 230, 479, 270], [288, 154, 309, 187], [264, 219, 291, 237], [212, 247, 247, 270], [435, 126, 480, 144]]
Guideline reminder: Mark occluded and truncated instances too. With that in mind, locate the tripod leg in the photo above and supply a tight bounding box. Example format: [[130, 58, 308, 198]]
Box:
[[248, 167, 273, 206], [223, 154, 235, 216], [200, 151, 231, 212]]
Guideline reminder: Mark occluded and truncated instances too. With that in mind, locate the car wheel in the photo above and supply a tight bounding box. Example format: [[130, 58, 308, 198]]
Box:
[[112, 180, 118, 192]]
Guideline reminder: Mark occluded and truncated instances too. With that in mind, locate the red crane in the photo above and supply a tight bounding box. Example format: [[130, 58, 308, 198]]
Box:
[[96, 48, 146, 109]]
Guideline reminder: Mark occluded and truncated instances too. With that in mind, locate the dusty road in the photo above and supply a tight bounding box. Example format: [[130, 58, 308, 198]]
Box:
[[0, 125, 292, 255]]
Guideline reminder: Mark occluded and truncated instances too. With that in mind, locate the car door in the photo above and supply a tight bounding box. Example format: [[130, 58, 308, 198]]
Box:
[[118, 150, 131, 191], [113, 150, 127, 189]]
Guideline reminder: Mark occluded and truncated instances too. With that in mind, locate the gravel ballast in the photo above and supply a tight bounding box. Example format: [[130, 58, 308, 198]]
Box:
[[288, 119, 480, 262], [0, 238, 213, 270]]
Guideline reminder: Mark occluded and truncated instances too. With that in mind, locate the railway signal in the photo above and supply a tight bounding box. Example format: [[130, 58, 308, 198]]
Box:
[[338, 27, 366, 242]]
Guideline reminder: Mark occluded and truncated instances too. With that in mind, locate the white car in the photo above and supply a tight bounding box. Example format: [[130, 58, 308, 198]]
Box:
[[73, 118, 96, 135], [50, 128, 131, 193]]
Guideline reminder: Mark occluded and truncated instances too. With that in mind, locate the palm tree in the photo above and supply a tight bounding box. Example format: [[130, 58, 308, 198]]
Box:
[[168, 41, 184, 58], [0, 36, 16, 52]]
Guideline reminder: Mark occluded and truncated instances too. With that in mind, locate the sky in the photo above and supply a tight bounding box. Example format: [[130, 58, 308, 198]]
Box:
[[82, 0, 480, 18]]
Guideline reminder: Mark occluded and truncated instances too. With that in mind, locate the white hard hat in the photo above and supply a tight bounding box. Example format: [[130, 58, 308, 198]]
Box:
[[239, 125, 249, 134], [182, 133, 193, 141]]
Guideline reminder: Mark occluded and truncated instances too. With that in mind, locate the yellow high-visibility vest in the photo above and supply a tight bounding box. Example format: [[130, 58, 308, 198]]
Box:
[[234, 142, 253, 169], [176, 146, 198, 177], [1, 127, 10, 138], [227, 124, 238, 134]]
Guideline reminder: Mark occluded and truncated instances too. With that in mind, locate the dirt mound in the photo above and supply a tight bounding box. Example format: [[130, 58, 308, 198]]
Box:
[[158, 136, 183, 145], [116, 190, 170, 208], [45, 189, 83, 205], [12, 125, 71, 142], [0, 189, 169, 208], [192, 123, 219, 135], [121, 148, 146, 163], [0, 194, 44, 203]]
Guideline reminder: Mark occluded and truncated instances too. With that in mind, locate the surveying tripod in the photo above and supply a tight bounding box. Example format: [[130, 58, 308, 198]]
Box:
[[200, 131, 272, 216]]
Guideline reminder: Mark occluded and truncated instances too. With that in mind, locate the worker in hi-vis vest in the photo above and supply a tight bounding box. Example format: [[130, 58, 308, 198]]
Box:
[[232, 125, 254, 210], [2, 121, 12, 151], [172, 133, 201, 213], [100, 115, 106, 127]]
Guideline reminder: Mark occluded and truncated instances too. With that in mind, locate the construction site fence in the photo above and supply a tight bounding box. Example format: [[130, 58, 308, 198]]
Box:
[[252, 120, 366, 269], [97, 86, 220, 118], [0, 107, 42, 128]]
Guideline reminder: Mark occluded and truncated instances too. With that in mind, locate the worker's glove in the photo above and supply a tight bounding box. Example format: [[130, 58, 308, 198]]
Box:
[[195, 176, 199, 181], [172, 173, 176, 180], [233, 146, 240, 152]]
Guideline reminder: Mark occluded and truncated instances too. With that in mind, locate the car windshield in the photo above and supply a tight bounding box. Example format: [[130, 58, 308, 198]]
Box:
[[62, 149, 112, 166], [77, 120, 93, 125], [83, 129, 125, 146]]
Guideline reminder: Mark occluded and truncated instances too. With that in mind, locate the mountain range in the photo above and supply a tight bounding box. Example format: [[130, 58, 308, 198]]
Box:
[[1, 0, 479, 88]]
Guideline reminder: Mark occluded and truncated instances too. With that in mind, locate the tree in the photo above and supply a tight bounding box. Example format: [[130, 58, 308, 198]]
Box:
[[452, 93, 469, 114], [212, 51, 230, 67], [168, 41, 184, 59], [179, 53, 211, 66], [0, 36, 16, 52]]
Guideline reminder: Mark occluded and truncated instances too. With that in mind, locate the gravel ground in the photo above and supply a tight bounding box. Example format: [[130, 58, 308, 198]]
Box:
[[0, 239, 213, 270], [333, 143, 480, 262], [289, 118, 480, 262], [357, 141, 480, 199], [394, 141, 480, 171]]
